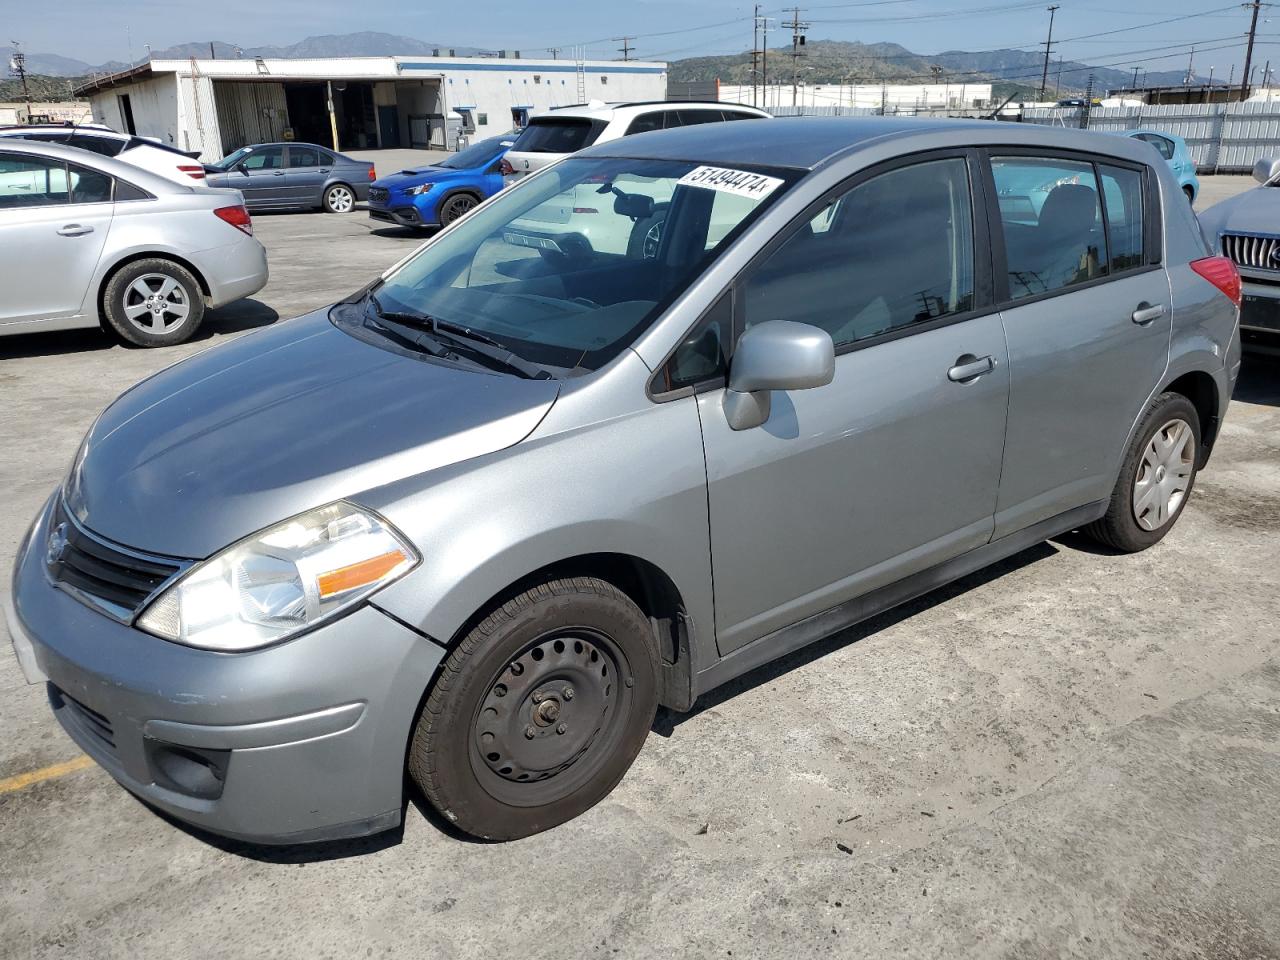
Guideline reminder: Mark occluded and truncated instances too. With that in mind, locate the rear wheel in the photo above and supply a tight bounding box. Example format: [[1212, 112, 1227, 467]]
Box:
[[323, 183, 355, 213], [408, 577, 659, 840], [438, 192, 480, 226], [1083, 392, 1200, 552], [102, 258, 205, 347]]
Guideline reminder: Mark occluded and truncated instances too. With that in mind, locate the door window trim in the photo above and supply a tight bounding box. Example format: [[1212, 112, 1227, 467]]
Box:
[[979, 146, 1163, 311], [647, 147, 996, 402]]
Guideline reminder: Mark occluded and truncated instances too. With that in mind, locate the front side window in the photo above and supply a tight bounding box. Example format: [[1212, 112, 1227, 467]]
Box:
[[992, 156, 1104, 300], [243, 147, 284, 170], [438, 135, 515, 169], [360, 157, 794, 374], [743, 157, 975, 348], [0, 154, 70, 209]]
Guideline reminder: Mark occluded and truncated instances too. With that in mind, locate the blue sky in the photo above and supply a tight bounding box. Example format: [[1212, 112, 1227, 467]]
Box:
[[15, 0, 1279, 82]]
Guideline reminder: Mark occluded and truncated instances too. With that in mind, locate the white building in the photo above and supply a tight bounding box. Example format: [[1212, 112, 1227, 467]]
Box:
[[717, 82, 993, 112], [0, 100, 92, 125], [75, 55, 668, 160]]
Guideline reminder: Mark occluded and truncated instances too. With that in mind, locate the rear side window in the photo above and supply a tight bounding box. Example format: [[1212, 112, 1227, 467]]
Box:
[[1099, 165, 1144, 271], [69, 165, 113, 204], [991, 156, 1104, 300], [723, 111, 762, 121], [626, 112, 665, 135], [511, 118, 603, 153], [675, 110, 725, 126], [288, 146, 320, 168], [743, 157, 975, 348], [1134, 133, 1175, 161]]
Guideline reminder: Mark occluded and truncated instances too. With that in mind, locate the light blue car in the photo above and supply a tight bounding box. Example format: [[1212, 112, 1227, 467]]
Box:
[[1123, 129, 1199, 203]]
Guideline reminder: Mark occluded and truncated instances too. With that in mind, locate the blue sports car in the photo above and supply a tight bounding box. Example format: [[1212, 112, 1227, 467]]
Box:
[[368, 133, 515, 229]]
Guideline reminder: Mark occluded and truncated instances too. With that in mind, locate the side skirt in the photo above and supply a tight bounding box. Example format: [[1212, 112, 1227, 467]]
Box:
[[692, 500, 1108, 699]]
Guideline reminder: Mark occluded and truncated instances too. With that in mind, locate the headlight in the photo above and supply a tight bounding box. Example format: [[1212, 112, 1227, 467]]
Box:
[[404, 182, 435, 196], [137, 502, 418, 651]]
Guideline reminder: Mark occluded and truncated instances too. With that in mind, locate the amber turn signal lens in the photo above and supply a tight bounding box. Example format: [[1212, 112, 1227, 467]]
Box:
[[317, 549, 408, 599]]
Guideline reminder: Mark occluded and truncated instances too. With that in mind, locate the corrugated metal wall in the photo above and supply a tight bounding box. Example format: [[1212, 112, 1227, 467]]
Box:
[[213, 81, 289, 153], [1022, 103, 1280, 172]]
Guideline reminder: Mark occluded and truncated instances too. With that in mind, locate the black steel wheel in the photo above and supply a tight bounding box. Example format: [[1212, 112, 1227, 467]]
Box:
[[408, 577, 659, 840]]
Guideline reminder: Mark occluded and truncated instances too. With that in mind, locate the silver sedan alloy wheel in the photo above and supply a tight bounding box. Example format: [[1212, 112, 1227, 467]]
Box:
[[123, 274, 192, 334], [327, 185, 354, 212], [1132, 417, 1195, 531]]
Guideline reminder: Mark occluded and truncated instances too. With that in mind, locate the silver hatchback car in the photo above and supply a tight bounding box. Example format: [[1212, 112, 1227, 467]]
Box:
[[8, 118, 1241, 844]]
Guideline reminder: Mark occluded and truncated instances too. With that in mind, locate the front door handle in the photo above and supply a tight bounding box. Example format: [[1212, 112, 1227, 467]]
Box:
[[948, 354, 995, 383], [1131, 302, 1167, 325], [56, 224, 93, 237], [273, 170, 286, 176]]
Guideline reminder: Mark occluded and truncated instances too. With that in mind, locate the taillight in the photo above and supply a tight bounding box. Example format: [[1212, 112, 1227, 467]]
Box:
[[214, 204, 253, 236], [499, 158, 514, 176], [368, 166, 376, 181], [1190, 255, 1241, 307], [178, 164, 205, 180]]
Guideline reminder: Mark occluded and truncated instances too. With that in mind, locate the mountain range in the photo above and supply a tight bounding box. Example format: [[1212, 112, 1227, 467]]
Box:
[[13, 31, 1190, 98]]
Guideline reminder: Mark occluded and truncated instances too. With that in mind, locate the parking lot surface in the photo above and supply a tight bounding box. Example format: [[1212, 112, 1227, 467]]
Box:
[[2, 174, 1279, 959]]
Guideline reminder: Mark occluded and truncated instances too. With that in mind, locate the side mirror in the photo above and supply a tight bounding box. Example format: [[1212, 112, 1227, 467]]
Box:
[[1253, 156, 1280, 184], [723, 320, 834, 431], [236, 162, 249, 175]]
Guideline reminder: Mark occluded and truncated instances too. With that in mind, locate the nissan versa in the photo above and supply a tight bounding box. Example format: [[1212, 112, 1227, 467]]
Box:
[[7, 118, 1241, 844]]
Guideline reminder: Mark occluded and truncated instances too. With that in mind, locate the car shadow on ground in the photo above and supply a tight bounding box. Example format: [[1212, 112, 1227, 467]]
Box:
[[369, 225, 438, 241], [0, 299, 280, 362], [652, 541, 1058, 737], [1235, 349, 1280, 406]]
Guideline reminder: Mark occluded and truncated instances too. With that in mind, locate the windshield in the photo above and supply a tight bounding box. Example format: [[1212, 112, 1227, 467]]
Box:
[[361, 156, 795, 373], [208, 147, 252, 170], [438, 135, 515, 170]]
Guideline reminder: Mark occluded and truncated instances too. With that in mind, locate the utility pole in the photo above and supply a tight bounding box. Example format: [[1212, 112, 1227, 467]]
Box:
[[1132, 66, 1140, 90], [8, 42, 31, 108], [1242, 0, 1271, 97], [546, 47, 561, 60], [762, 16, 770, 107], [786, 7, 808, 107], [615, 37, 635, 62], [751, 3, 761, 107], [1079, 73, 1095, 128], [1185, 45, 1196, 85], [1039, 5, 1059, 101]]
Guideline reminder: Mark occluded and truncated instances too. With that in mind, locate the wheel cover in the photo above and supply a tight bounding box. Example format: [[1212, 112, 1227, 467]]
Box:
[[470, 629, 632, 807], [122, 273, 191, 334], [328, 186, 353, 211], [1132, 417, 1195, 531]]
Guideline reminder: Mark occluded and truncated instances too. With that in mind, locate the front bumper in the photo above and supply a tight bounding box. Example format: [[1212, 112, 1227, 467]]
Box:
[[9, 497, 445, 844], [368, 203, 434, 228], [1240, 279, 1280, 333]]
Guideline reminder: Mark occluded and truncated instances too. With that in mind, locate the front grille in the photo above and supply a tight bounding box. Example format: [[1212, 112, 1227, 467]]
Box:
[[46, 500, 185, 621], [1221, 232, 1280, 271], [50, 684, 116, 750], [368, 187, 389, 203]]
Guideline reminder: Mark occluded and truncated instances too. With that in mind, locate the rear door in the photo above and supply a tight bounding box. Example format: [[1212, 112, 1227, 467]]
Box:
[[284, 145, 327, 205], [0, 152, 112, 326], [984, 151, 1171, 537]]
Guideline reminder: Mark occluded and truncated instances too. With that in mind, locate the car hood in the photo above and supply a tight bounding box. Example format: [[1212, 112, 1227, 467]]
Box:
[[375, 167, 469, 189], [65, 309, 560, 558], [1197, 185, 1278, 237]]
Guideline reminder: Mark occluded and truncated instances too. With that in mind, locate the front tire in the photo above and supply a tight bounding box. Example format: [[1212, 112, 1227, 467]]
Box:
[[323, 183, 355, 213], [438, 192, 480, 226], [408, 577, 659, 840], [102, 258, 205, 347], [1084, 392, 1201, 552]]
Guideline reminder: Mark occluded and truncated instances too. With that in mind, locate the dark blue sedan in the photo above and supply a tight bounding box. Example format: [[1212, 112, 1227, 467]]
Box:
[[367, 134, 515, 229]]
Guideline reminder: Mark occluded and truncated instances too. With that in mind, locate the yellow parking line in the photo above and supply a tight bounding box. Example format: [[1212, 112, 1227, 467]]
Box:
[[0, 755, 95, 795]]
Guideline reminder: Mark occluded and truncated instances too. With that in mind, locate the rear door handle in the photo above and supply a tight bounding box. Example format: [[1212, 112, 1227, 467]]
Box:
[[56, 224, 93, 237], [1131, 302, 1166, 325], [319, 168, 331, 174], [948, 354, 995, 383]]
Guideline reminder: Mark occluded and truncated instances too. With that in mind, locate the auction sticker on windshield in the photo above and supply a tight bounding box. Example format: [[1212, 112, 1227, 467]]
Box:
[[677, 166, 785, 200]]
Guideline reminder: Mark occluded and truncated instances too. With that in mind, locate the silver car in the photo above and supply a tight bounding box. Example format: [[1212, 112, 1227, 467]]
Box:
[[7, 118, 1241, 844], [1197, 155, 1280, 345], [0, 139, 268, 347]]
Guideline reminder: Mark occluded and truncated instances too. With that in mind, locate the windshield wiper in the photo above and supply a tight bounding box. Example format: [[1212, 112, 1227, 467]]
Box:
[[365, 294, 460, 361], [368, 293, 554, 380]]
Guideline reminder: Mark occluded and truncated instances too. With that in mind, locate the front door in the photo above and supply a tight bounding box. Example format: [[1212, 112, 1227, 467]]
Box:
[[697, 154, 1010, 653], [0, 152, 112, 326], [984, 152, 1172, 537], [236, 145, 288, 208]]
